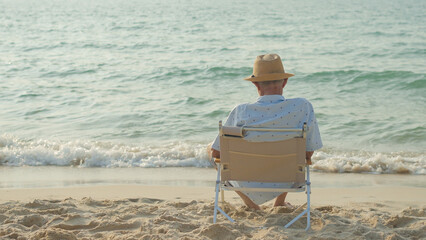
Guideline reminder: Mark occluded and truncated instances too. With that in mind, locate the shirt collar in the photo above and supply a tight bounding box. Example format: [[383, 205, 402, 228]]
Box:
[[256, 95, 285, 103]]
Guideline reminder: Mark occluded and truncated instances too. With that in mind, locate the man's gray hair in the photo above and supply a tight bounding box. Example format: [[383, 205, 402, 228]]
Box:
[[258, 79, 285, 88]]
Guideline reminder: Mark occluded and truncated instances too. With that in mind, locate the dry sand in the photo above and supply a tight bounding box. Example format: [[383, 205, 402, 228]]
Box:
[[0, 185, 425, 240]]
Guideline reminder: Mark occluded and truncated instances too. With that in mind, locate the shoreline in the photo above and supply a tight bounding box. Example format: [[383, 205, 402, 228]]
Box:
[[1, 166, 425, 189], [1, 184, 425, 209]]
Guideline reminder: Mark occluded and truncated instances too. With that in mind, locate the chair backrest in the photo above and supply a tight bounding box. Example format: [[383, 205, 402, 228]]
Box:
[[219, 125, 306, 185]]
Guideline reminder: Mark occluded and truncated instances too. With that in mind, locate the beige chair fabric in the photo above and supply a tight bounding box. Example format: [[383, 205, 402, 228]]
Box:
[[219, 135, 306, 185]]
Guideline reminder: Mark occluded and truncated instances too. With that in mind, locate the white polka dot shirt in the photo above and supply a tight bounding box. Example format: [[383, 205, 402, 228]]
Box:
[[212, 95, 323, 152]]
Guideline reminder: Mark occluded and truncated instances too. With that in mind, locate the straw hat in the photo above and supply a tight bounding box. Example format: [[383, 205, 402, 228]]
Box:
[[244, 54, 294, 82]]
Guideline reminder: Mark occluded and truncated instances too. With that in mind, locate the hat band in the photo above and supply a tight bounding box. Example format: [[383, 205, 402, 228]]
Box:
[[244, 72, 294, 82]]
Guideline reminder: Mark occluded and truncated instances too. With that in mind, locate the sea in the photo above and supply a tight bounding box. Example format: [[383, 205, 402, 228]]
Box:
[[0, 0, 425, 188]]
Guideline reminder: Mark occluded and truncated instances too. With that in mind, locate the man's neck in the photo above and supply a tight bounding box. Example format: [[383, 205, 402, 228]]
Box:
[[258, 90, 283, 96]]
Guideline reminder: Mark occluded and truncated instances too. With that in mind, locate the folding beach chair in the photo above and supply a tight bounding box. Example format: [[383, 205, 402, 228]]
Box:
[[213, 121, 312, 231]]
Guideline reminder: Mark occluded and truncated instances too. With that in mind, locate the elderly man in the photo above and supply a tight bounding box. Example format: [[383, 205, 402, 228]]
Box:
[[208, 53, 322, 210]]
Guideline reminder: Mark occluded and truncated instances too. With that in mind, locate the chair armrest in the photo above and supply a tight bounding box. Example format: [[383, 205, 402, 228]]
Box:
[[306, 159, 312, 165], [214, 158, 221, 163]]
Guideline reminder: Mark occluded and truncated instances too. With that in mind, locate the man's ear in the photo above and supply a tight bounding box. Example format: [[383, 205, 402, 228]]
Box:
[[282, 79, 288, 88], [252, 82, 261, 90]]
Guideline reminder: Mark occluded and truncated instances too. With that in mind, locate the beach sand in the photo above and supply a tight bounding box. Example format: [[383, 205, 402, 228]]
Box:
[[0, 184, 425, 240]]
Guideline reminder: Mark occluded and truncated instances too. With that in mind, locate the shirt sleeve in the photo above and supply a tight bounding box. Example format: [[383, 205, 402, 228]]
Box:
[[211, 106, 238, 151], [305, 101, 323, 152]]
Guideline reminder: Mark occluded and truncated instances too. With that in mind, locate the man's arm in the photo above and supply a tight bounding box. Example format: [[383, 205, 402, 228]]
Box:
[[207, 144, 220, 160], [306, 151, 314, 165], [207, 144, 220, 159], [206, 145, 220, 169], [212, 149, 220, 159]]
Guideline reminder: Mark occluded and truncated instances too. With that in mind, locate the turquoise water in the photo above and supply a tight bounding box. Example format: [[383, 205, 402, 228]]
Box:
[[0, 0, 425, 174]]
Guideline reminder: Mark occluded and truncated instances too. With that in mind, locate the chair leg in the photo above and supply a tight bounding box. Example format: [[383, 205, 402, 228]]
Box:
[[306, 207, 311, 231], [284, 209, 308, 228], [213, 164, 221, 223], [293, 202, 307, 213], [285, 165, 311, 231], [305, 189, 311, 230], [305, 165, 311, 231], [213, 163, 235, 223], [214, 189, 235, 223]]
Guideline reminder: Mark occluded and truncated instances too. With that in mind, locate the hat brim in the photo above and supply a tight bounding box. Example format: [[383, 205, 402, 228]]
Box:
[[244, 72, 295, 82]]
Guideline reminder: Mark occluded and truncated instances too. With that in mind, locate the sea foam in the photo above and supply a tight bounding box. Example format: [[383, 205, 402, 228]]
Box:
[[313, 149, 425, 175], [0, 135, 210, 168], [0, 135, 424, 174]]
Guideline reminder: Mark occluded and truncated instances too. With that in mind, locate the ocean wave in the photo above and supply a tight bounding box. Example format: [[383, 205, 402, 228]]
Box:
[[304, 70, 425, 89], [314, 149, 425, 175], [0, 135, 424, 174], [0, 135, 210, 168], [40, 69, 97, 78], [155, 66, 249, 80]]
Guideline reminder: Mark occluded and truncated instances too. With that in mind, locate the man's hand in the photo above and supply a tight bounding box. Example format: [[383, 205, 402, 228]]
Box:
[[212, 149, 220, 158], [207, 144, 221, 169], [306, 151, 314, 165], [207, 143, 220, 159]]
